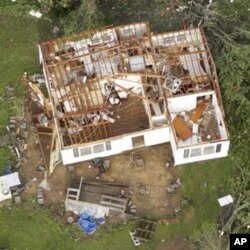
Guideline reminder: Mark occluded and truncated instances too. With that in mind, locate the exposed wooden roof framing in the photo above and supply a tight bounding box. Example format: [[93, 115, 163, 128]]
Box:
[[40, 22, 222, 149]]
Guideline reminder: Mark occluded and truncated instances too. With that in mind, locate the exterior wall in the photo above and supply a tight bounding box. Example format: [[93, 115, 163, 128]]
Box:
[[61, 127, 170, 165], [170, 130, 230, 165]]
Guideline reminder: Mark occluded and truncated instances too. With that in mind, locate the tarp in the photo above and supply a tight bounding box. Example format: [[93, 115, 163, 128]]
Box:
[[65, 199, 109, 218], [78, 213, 106, 235], [78, 213, 97, 235]]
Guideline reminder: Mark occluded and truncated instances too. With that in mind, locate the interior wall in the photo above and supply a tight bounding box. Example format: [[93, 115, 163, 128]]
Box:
[[167, 91, 214, 113]]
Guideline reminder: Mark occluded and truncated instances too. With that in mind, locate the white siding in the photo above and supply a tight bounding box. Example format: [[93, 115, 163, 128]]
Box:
[[61, 127, 170, 165], [173, 141, 230, 165]]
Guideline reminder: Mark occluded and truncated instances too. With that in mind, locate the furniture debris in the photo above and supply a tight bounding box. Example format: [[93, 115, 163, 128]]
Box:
[[92, 158, 110, 176], [100, 195, 127, 213]]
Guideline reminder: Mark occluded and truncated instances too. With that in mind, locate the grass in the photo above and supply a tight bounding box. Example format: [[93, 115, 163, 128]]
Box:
[[0, 157, 234, 250], [0, 14, 53, 172]]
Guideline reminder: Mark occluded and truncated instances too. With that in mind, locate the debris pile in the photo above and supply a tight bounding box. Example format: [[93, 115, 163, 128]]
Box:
[[166, 177, 181, 195], [37, 187, 44, 205], [6, 84, 15, 101], [174, 197, 190, 216]]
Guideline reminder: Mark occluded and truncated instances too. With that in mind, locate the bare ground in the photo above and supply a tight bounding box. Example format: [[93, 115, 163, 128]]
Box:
[[43, 143, 181, 218]]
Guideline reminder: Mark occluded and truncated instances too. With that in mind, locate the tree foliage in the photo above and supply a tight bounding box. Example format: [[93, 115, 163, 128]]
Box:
[[183, 0, 250, 236]]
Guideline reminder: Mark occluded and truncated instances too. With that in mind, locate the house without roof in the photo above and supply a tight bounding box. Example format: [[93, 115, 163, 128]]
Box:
[[38, 22, 229, 173]]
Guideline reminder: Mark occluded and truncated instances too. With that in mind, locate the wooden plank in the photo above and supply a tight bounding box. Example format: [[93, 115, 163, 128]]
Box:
[[172, 116, 192, 141], [189, 102, 207, 123]]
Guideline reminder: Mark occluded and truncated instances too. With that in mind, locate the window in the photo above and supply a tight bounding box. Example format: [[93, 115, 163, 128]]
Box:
[[123, 28, 134, 37], [92, 38, 100, 44], [176, 34, 186, 42], [216, 144, 222, 153], [163, 36, 175, 45], [93, 144, 105, 153], [106, 141, 112, 151], [183, 149, 189, 158], [190, 148, 202, 157], [80, 147, 92, 156], [203, 146, 215, 155], [102, 34, 112, 42], [132, 135, 145, 147], [73, 148, 79, 157]]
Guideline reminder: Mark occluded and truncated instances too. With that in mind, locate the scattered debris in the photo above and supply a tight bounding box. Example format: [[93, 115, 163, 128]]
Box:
[[133, 154, 145, 168], [129, 230, 141, 246], [165, 156, 175, 168], [36, 165, 46, 172], [6, 84, 15, 101], [137, 182, 149, 196], [14, 195, 21, 205], [174, 197, 190, 216], [67, 164, 75, 172], [29, 10, 42, 18], [92, 158, 110, 176], [37, 187, 44, 205], [166, 177, 181, 194]]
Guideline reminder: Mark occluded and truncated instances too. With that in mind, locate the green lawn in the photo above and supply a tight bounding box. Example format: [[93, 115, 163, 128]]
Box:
[[0, 15, 53, 173], [0, 157, 234, 250]]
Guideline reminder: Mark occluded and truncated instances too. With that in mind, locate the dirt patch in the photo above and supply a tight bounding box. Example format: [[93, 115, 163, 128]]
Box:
[[19, 128, 45, 200], [44, 163, 71, 204], [45, 143, 181, 218], [18, 113, 181, 218]]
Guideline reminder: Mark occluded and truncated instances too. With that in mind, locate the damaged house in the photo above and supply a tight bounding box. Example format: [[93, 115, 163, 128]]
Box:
[[38, 22, 229, 172]]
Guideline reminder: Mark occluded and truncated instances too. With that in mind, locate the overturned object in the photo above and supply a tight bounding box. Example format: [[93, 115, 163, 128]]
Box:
[[129, 219, 157, 246]]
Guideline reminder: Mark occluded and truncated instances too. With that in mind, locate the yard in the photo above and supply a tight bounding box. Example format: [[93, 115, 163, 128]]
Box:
[[0, 10, 236, 250]]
